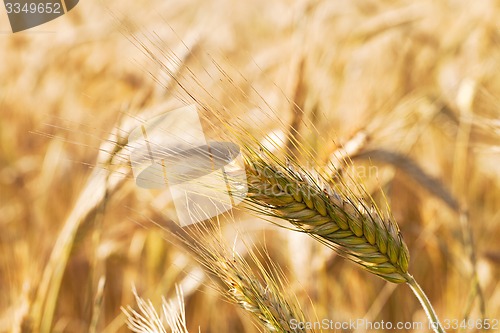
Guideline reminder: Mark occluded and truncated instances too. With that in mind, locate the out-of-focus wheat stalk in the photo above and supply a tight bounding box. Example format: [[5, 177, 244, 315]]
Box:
[[31, 124, 130, 333], [28, 26, 198, 329]]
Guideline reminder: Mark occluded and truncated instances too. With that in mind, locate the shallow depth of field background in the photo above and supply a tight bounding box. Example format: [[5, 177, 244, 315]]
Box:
[[1, 0, 500, 332]]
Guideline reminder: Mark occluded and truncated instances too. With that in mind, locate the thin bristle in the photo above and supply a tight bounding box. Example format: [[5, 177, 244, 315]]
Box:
[[122, 285, 189, 333]]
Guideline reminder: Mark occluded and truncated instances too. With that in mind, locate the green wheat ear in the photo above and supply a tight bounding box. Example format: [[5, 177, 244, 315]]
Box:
[[239, 145, 446, 333], [243, 147, 410, 283]]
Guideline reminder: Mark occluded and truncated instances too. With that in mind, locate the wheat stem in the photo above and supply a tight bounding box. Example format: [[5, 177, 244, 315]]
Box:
[[405, 273, 446, 333]]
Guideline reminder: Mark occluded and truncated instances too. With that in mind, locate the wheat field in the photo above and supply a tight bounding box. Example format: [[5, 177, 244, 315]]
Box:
[[1, 0, 500, 332]]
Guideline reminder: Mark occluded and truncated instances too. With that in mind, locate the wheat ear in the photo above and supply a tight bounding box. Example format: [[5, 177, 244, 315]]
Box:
[[201, 248, 309, 333], [244, 148, 410, 283], [241, 147, 446, 333], [179, 229, 311, 333]]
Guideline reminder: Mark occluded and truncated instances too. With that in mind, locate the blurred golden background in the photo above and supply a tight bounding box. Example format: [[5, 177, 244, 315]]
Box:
[[1, 0, 500, 332]]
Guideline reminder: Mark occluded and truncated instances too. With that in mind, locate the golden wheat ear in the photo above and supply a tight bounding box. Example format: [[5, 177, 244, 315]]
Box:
[[157, 218, 314, 333]]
